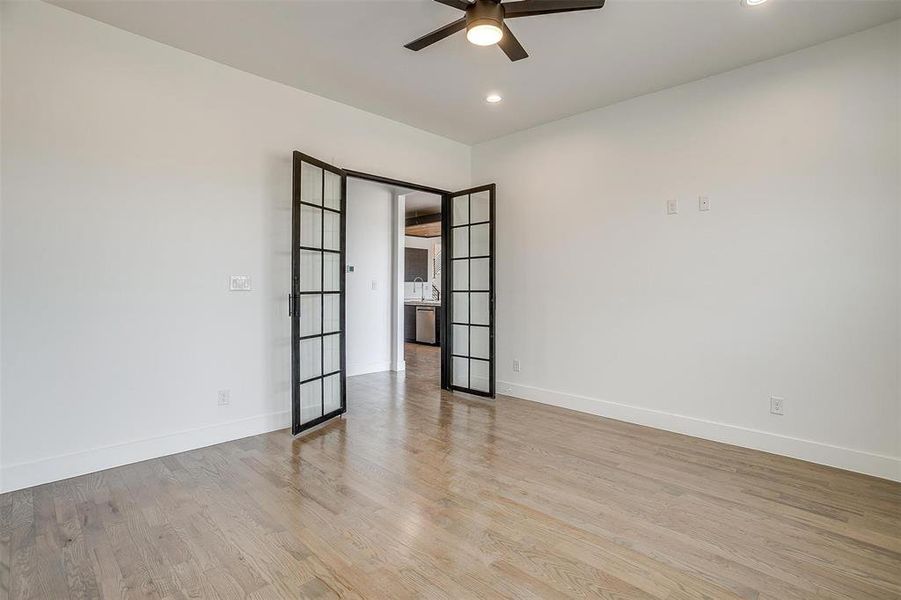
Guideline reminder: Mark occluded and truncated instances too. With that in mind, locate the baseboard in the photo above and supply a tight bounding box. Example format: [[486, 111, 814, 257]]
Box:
[[499, 381, 901, 482], [347, 361, 392, 377], [6, 384, 895, 494], [0, 410, 291, 493], [391, 360, 406, 372]]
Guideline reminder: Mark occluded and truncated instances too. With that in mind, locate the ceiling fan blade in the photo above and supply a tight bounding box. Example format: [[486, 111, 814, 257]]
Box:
[[498, 24, 528, 61], [404, 18, 467, 51], [503, 0, 604, 18], [434, 0, 472, 10]]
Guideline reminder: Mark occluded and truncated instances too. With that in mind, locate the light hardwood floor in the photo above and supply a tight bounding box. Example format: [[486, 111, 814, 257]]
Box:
[[1, 343, 899, 599]]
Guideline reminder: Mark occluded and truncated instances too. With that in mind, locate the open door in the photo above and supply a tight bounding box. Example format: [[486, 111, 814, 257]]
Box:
[[291, 152, 346, 434], [444, 184, 495, 397]]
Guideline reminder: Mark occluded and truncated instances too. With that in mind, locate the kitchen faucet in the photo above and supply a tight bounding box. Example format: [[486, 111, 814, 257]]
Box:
[[413, 276, 425, 301]]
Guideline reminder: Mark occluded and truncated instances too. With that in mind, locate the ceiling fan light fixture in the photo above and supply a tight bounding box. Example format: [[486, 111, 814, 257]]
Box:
[[740, 0, 768, 6], [404, 0, 606, 62], [467, 22, 503, 46], [465, 0, 505, 46]]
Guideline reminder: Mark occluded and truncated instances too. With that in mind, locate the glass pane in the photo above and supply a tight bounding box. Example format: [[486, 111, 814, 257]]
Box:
[[452, 260, 468, 291], [452, 356, 468, 388], [470, 223, 490, 257], [453, 227, 469, 258], [299, 295, 321, 337], [301, 162, 323, 206], [324, 171, 341, 211], [300, 205, 322, 248], [300, 379, 322, 423], [299, 337, 322, 380], [470, 258, 489, 291], [323, 253, 340, 292], [299, 250, 321, 292], [323, 294, 340, 333], [323, 334, 340, 373], [323, 374, 341, 413], [323, 211, 340, 251], [452, 324, 469, 356], [471, 292, 489, 325], [470, 191, 490, 223], [470, 359, 490, 393], [452, 195, 469, 225], [452, 292, 469, 324], [470, 326, 489, 359]]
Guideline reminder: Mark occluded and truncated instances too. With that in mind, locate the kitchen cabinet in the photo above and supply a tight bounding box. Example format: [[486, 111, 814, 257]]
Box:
[[405, 248, 428, 282], [404, 305, 417, 342]]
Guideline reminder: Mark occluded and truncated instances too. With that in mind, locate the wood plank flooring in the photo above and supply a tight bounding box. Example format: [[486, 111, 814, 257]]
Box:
[[2, 342, 900, 599]]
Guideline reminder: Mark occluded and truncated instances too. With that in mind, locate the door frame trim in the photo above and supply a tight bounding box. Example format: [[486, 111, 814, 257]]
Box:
[[344, 170, 451, 197]]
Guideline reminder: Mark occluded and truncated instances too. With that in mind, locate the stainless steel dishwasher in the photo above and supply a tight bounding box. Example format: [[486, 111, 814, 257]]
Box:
[[415, 306, 436, 344]]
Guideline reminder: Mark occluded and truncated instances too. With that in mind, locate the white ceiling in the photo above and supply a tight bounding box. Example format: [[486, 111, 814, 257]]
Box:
[[51, 0, 901, 144]]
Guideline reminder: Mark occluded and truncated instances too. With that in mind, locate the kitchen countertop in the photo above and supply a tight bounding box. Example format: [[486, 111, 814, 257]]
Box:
[[404, 300, 441, 307]]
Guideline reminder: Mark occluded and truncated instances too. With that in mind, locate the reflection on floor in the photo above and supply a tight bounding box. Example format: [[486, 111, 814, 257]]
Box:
[[403, 341, 439, 383], [3, 352, 900, 598]]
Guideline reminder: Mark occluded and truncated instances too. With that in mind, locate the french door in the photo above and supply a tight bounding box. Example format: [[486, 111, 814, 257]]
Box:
[[291, 152, 346, 434], [444, 184, 495, 397]]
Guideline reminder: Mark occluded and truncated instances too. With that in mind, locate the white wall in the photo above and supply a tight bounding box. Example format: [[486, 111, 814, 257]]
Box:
[[2, 1, 898, 491], [346, 179, 394, 376], [0, 1, 470, 492], [473, 21, 901, 481]]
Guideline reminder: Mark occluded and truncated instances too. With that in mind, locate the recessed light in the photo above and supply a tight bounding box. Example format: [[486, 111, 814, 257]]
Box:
[[485, 94, 502, 103], [741, 0, 768, 6]]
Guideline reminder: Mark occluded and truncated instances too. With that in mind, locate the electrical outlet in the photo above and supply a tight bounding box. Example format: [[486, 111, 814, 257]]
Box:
[[512, 359, 521, 373], [699, 196, 710, 211], [770, 396, 784, 415], [218, 390, 231, 406], [667, 198, 678, 215]]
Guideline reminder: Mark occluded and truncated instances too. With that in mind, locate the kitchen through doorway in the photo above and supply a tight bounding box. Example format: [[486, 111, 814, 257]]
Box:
[[403, 190, 443, 380]]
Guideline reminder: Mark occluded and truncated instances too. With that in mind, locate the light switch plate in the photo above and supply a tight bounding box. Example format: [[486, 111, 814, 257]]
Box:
[[229, 275, 252, 291], [667, 198, 678, 215]]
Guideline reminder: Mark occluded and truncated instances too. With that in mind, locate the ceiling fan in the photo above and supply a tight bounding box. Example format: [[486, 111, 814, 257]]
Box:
[[404, 0, 605, 62]]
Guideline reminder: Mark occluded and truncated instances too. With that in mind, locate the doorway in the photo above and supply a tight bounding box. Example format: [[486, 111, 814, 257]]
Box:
[[290, 152, 496, 434], [342, 177, 443, 384]]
